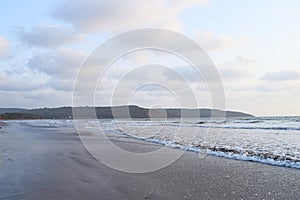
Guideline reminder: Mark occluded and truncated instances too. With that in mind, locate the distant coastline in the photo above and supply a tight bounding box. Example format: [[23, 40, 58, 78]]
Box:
[[0, 105, 254, 120]]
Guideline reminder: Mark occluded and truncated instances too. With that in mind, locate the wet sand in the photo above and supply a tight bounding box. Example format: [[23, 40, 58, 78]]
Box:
[[0, 122, 299, 200]]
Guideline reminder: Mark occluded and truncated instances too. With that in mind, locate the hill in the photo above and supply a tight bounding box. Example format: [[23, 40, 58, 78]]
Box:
[[0, 106, 254, 119], [0, 112, 42, 120], [0, 108, 27, 114]]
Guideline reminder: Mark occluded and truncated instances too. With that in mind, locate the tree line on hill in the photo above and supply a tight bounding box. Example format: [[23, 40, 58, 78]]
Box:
[[0, 106, 254, 120], [0, 112, 42, 120]]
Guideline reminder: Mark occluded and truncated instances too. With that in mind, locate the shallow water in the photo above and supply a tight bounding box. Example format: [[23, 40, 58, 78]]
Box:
[[21, 116, 300, 169]]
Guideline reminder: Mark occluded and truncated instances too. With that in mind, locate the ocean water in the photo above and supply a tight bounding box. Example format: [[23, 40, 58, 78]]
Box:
[[22, 116, 300, 169]]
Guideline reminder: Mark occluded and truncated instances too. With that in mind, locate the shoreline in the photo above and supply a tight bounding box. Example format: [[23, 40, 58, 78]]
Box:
[[0, 122, 299, 199], [116, 127, 300, 169]]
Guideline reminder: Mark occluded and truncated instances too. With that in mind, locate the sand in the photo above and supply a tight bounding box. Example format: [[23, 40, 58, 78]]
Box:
[[0, 122, 299, 200]]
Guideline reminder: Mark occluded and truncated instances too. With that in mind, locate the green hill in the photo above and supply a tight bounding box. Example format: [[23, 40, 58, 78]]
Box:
[[0, 106, 254, 119]]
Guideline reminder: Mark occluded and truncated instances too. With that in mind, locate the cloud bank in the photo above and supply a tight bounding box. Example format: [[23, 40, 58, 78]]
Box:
[[16, 25, 85, 48], [0, 36, 9, 58], [51, 0, 209, 32], [261, 71, 300, 81]]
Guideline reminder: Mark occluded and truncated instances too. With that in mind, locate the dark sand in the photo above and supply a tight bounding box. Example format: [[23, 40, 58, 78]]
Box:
[[0, 122, 299, 200]]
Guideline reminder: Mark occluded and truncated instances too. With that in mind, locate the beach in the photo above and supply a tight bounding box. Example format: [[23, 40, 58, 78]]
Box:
[[0, 121, 299, 200]]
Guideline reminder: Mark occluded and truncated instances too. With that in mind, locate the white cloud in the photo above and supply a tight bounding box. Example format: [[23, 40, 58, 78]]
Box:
[[52, 0, 209, 32], [219, 67, 253, 82], [0, 89, 73, 108], [216, 56, 257, 83], [0, 36, 9, 58], [0, 68, 48, 91], [261, 70, 300, 81], [46, 78, 74, 91], [0, 73, 7, 86], [193, 31, 237, 51], [16, 25, 85, 48], [27, 48, 86, 79], [236, 55, 256, 64]]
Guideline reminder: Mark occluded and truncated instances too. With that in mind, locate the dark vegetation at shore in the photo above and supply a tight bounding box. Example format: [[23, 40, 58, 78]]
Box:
[[0, 106, 254, 120], [0, 113, 42, 120]]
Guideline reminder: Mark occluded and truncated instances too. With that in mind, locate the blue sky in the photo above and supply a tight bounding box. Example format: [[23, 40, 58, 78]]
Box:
[[0, 0, 300, 116]]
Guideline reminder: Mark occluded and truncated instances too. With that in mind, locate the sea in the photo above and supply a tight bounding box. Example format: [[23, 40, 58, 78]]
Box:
[[21, 116, 300, 169]]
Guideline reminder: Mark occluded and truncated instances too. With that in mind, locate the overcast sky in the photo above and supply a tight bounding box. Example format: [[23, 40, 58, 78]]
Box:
[[0, 0, 300, 116]]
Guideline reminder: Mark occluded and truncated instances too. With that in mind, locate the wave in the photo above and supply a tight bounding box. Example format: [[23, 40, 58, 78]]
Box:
[[234, 120, 263, 124], [22, 120, 300, 169], [132, 122, 300, 131], [144, 120, 300, 131], [125, 119, 300, 131], [113, 129, 300, 169], [198, 125, 300, 131]]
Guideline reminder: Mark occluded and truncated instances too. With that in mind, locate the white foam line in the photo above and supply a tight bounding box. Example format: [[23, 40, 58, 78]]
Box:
[[112, 129, 300, 169]]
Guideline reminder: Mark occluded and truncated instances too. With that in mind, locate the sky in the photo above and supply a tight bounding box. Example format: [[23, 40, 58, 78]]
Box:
[[0, 0, 300, 116]]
